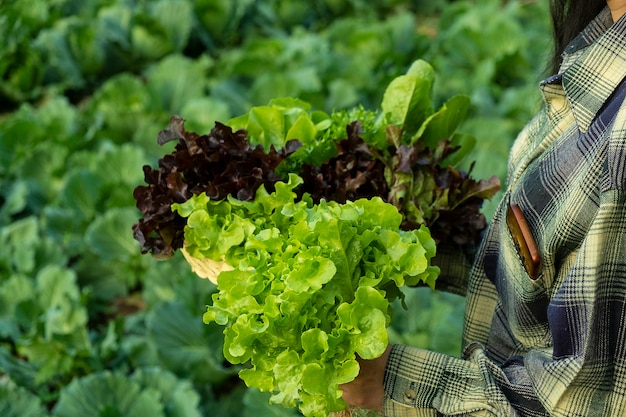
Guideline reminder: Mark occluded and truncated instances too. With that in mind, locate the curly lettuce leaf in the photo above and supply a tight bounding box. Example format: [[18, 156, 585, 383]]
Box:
[[132, 117, 300, 258], [228, 97, 336, 169], [133, 59, 499, 259], [172, 174, 438, 417]]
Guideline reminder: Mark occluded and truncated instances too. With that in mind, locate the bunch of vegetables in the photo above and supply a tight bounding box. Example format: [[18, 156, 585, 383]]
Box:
[[133, 60, 500, 417]]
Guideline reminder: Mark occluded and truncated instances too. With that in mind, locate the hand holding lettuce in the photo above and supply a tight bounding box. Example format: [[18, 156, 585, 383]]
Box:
[[132, 59, 500, 417]]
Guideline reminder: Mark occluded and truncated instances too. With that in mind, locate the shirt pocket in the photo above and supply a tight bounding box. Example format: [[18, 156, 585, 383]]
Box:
[[498, 197, 551, 348], [506, 202, 541, 280], [500, 200, 545, 293]]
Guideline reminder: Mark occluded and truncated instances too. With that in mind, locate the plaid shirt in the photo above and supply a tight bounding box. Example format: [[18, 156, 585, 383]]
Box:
[[383, 7, 626, 416]]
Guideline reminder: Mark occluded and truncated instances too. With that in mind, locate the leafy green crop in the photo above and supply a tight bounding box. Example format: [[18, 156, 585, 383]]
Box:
[[133, 118, 301, 259], [0, 1, 550, 416], [53, 368, 203, 417], [0, 380, 48, 417], [131, 59, 500, 416], [173, 174, 438, 416], [228, 97, 336, 168], [134, 60, 500, 259]]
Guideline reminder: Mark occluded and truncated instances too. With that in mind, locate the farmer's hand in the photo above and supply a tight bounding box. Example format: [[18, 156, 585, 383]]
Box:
[[339, 344, 393, 411]]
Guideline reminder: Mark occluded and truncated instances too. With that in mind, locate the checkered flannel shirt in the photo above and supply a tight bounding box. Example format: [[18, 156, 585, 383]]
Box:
[[383, 7, 626, 416]]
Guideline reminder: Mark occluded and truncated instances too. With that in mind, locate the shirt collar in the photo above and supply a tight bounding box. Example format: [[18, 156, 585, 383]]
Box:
[[543, 7, 626, 132]]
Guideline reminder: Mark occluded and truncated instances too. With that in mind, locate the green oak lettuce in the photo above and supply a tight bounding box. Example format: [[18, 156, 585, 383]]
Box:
[[172, 174, 438, 417]]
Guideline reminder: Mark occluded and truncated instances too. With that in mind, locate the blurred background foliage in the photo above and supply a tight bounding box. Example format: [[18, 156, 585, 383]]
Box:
[[0, 0, 549, 415]]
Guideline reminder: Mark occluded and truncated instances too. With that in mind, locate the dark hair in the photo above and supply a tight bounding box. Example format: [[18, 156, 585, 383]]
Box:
[[549, 0, 606, 73]]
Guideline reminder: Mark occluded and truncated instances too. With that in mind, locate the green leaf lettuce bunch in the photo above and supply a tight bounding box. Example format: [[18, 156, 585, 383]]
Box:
[[173, 174, 438, 417]]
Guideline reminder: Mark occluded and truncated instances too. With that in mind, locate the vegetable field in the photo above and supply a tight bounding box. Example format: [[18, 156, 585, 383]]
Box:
[[0, 1, 549, 416]]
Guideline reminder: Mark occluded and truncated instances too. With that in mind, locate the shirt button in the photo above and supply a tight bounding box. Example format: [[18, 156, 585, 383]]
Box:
[[403, 389, 417, 403]]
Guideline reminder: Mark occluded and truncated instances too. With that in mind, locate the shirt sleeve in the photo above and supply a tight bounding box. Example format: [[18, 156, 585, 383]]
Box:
[[428, 241, 474, 296], [382, 188, 626, 417], [383, 343, 519, 416]]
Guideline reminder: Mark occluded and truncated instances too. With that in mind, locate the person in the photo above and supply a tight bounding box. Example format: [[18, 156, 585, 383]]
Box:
[[340, 1, 626, 415]]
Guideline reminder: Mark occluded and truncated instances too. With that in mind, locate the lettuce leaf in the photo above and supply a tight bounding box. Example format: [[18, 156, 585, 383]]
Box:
[[132, 58, 500, 416], [0, 381, 48, 417], [133, 59, 500, 258], [132, 117, 300, 259], [172, 174, 438, 417], [52, 368, 203, 417]]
